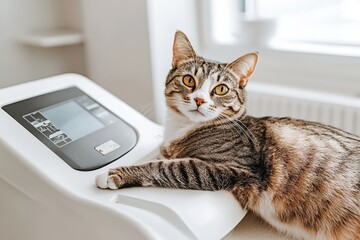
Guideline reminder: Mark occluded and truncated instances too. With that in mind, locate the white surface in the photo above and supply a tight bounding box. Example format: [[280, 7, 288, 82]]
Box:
[[19, 29, 83, 47], [0, 74, 246, 240]]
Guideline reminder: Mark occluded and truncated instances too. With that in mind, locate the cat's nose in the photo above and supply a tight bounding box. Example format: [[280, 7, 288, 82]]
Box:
[[194, 97, 205, 106]]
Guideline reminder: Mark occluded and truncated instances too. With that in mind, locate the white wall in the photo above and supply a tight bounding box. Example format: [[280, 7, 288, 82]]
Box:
[[0, 0, 85, 88], [82, 0, 154, 119]]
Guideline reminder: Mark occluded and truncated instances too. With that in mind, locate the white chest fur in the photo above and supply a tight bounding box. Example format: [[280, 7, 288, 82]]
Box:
[[163, 111, 199, 148]]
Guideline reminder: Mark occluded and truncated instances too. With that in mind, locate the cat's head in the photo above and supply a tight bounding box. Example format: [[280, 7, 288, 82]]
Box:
[[165, 31, 258, 123]]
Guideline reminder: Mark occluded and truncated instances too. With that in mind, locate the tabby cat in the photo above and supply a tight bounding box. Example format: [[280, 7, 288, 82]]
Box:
[[96, 31, 360, 240]]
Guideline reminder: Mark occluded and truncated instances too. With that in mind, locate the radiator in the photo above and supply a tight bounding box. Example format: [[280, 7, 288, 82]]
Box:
[[246, 82, 360, 136]]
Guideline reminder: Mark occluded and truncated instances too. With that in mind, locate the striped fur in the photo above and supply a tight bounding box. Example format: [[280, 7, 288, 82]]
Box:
[[98, 31, 360, 240]]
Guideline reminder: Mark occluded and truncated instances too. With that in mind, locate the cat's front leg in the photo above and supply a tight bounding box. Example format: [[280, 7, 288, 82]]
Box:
[[96, 158, 248, 191], [96, 166, 145, 189]]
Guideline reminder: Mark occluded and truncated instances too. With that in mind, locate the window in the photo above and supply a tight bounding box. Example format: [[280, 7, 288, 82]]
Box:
[[209, 0, 360, 47]]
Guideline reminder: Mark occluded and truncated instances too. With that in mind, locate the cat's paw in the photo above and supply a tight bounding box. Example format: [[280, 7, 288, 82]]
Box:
[[95, 171, 121, 190]]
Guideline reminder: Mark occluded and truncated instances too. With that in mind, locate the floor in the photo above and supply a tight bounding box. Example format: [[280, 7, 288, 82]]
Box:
[[224, 212, 295, 240]]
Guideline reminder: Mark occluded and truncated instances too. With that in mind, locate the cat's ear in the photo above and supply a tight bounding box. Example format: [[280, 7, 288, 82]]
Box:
[[172, 31, 196, 68], [226, 52, 259, 88]]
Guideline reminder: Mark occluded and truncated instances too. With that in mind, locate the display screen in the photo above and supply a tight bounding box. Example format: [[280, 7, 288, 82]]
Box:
[[41, 101, 105, 141], [23, 95, 119, 147]]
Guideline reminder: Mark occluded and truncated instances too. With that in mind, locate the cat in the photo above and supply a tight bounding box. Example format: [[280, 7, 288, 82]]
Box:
[[96, 31, 360, 240]]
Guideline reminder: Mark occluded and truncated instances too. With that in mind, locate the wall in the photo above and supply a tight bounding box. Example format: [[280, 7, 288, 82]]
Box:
[[82, 0, 154, 119], [0, 0, 85, 89]]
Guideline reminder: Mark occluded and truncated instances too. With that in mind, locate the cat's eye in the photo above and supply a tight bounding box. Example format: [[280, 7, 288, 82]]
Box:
[[213, 84, 229, 95], [182, 75, 195, 88]]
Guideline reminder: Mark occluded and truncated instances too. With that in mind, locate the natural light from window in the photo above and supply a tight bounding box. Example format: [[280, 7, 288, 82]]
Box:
[[210, 0, 360, 47]]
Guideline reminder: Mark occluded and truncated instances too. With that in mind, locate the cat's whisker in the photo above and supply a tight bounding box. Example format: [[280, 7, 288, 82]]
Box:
[[237, 120, 259, 146], [138, 102, 154, 112], [231, 119, 258, 147], [165, 99, 256, 146], [213, 116, 247, 145], [139, 103, 155, 118], [207, 110, 251, 146], [166, 98, 257, 146], [218, 109, 256, 143], [216, 111, 258, 147]]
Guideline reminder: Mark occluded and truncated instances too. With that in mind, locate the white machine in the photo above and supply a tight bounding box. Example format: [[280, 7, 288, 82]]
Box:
[[0, 74, 246, 240]]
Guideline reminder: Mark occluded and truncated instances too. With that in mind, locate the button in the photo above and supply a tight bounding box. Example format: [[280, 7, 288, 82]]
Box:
[[95, 140, 120, 155]]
